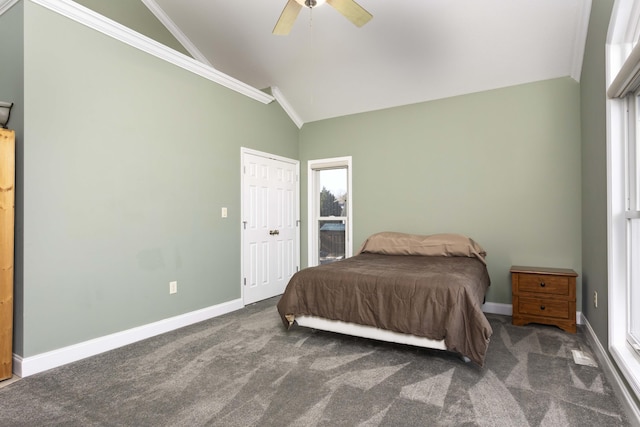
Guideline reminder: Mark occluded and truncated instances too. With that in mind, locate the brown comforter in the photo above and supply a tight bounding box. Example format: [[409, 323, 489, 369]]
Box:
[[277, 253, 492, 366]]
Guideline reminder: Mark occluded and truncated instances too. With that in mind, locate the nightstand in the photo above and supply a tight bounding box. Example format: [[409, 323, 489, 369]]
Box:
[[510, 265, 578, 333]]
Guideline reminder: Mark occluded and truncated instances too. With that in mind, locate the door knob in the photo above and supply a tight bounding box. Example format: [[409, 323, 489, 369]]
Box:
[[269, 229, 280, 236]]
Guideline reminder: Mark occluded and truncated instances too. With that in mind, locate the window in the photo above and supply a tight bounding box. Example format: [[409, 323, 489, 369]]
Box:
[[607, 0, 640, 401], [308, 157, 352, 266], [629, 94, 640, 350]]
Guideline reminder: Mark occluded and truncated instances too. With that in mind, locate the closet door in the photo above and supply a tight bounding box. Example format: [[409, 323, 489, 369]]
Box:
[[242, 150, 299, 305], [0, 129, 14, 381]]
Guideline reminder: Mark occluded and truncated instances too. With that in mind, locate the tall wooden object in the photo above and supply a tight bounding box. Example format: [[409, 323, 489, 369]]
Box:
[[0, 129, 15, 380]]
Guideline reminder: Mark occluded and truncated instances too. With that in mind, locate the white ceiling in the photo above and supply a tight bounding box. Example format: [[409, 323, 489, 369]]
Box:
[[146, 0, 591, 126]]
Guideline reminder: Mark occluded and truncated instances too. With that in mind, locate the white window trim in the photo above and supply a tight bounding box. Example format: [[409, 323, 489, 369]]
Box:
[[607, 0, 640, 402], [608, 95, 640, 400], [307, 157, 353, 267]]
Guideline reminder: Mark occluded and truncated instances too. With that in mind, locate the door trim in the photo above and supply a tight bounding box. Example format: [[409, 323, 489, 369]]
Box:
[[240, 147, 300, 305]]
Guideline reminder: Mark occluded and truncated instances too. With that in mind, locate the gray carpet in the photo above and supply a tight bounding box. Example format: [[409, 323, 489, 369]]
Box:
[[0, 297, 631, 426]]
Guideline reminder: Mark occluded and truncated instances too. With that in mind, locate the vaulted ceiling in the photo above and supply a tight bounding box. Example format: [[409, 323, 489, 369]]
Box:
[[145, 0, 591, 126]]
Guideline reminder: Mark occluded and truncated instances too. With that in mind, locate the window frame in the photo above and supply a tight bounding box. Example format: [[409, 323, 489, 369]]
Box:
[[625, 92, 640, 352], [607, 0, 640, 402], [307, 157, 353, 267]]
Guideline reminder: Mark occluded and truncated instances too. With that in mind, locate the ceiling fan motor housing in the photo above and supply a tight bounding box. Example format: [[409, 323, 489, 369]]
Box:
[[295, 0, 318, 8], [276, 0, 372, 35]]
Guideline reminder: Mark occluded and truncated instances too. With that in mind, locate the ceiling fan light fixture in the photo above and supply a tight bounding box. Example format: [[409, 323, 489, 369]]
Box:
[[295, 0, 326, 8]]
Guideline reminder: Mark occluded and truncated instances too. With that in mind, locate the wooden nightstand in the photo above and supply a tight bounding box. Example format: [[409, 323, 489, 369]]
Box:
[[511, 265, 578, 333]]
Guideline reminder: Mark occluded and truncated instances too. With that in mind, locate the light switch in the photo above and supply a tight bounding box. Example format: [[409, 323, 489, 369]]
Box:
[[221, 207, 228, 218]]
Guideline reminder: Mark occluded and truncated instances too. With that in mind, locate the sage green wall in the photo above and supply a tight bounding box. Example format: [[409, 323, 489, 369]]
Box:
[[580, 0, 614, 352], [71, 0, 191, 57], [21, 2, 298, 357], [300, 77, 582, 306], [0, 1, 25, 356]]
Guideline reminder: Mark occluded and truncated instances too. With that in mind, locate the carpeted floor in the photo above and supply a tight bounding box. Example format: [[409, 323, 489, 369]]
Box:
[[0, 297, 631, 426]]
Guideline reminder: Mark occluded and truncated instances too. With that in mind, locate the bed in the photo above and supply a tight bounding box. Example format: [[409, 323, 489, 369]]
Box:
[[276, 232, 493, 366]]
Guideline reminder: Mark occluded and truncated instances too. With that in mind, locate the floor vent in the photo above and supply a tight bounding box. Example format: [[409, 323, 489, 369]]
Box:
[[572, 349, 598, 367]]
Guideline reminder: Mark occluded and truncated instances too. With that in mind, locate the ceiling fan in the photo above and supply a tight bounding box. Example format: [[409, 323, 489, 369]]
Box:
[[273, 0, 372, 35]]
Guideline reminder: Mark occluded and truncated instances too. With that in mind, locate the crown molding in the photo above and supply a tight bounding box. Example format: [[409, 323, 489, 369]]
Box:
[[570, 0, 592, 82], [139, 0, 212, 67], [0, 0, 19, 15], [271, 86, 304, 128], [29, 0, 274, 105]]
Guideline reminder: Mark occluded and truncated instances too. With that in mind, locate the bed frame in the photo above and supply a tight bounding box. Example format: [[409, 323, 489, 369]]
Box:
[[295, 315, 471, 363]]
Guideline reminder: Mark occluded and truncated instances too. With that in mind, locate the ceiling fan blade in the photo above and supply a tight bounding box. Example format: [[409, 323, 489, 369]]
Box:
[[326, 0, 372, 27], [273, 0, 303, 35]]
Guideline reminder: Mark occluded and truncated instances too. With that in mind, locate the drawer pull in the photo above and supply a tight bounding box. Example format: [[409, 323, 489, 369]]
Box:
[[539, 282, 546, 287], [540, 305, 546, 310]]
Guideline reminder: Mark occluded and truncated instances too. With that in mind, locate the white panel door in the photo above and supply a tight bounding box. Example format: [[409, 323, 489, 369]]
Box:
[[242, 151, 298, 305]]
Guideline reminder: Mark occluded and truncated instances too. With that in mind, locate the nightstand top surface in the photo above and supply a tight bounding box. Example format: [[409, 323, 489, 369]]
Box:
[[510, 265, 578, 277]]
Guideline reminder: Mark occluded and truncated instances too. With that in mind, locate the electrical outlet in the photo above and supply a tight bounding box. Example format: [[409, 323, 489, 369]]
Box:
[[221, 207, 228, 218], [170, 281, 177, 294], [593, 290, 598, 308]]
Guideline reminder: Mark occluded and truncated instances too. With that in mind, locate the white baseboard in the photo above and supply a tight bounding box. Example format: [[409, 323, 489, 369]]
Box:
[[482, 302, 512, 316], [582, 316, 640, 426], [14, 298, 244, 378]]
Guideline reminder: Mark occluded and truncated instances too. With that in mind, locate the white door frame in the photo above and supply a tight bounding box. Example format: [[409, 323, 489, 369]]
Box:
[[240, 147, 300, 305]]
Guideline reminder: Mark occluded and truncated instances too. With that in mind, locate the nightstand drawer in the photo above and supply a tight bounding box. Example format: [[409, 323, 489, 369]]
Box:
[[517, 297, 569, 319], [518, 274, 569, 296]]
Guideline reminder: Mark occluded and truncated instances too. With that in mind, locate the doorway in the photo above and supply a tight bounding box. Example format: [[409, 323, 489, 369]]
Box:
[[241, 148, 300, 305]]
